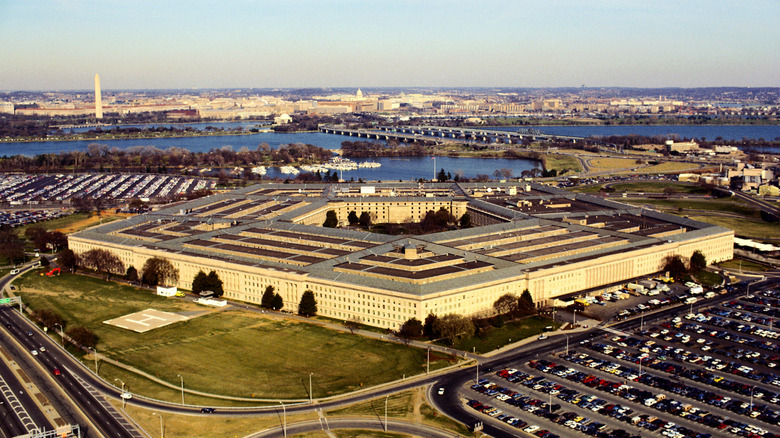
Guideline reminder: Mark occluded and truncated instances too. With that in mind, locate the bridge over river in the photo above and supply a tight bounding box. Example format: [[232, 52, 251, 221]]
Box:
[[319, 125, 587, 145]]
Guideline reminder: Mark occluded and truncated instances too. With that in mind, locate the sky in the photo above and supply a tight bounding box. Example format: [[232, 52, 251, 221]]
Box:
[[1, 0, 778, 90]]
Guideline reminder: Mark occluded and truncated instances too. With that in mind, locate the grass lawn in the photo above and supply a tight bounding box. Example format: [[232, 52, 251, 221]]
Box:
[[588, 158, 638, 171], [543, 154, 582, 174], [694, 270, 723, 287], [112, 398, 317, 438], [569, 184, 605, 194], [686, 215, 778, 240], [622, 198, 760, 217], [636, 161, 700, 173], [327, 387, 472, 437], [607, 182, 710, 194], [16, 274, 458, 401], [717, 258, 772, 272], [450, 316, 559, 354]]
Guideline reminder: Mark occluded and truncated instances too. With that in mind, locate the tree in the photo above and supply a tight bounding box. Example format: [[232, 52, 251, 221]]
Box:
[[298, 290, 317, 316], [0, 230, 25, 265], [347, 211, 359, 225], [58, 249, 78, 273], [271, 293, 284, 310], [398, 317, 423, 344], [437, 168, 448, 181], [519, 289, 535, 314], [80, 248, 125, 280], [191, 270, 208, 293], [125, 266, 138, 283], [206, 270, 224, 296], [343, 317, 361, 334], [358, 211, 372, 228], [493, 293, 518, 315], [690, 250, 707, 274], [261, 286, 275, 308], [323, 210, 338, 228], [66, 326, 97, 349], [142, 257, 179, 286], [39, 255, 50, 267], [423, 313, 439, 339], [459, 212, 472, 228], [32, 309, 66, 331], [663, 255, 688, 281], [433, 314, 475, 345]]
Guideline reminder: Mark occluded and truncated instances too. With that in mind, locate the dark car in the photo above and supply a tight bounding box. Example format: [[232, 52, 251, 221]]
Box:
[[201, 408, 216, 413]]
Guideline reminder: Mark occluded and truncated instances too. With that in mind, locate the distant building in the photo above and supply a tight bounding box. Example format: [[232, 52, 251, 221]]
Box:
[[274, 114, 292, 124], [0, 102, 14, 114], [95, 73, 103, 119], [666, 140, 699, 154]]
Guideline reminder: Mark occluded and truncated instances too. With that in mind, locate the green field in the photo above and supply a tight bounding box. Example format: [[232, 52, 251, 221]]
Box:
[[606, 182, 710, 194], [16, 274, 457, 401], [543, 154, 582, 175], [717, 258, 772, 273], [449, 316, 559, 354], [687, 215, 780, 240], [622, 198, 760, 217]]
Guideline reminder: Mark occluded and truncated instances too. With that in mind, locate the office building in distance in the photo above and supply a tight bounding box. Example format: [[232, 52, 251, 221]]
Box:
[[69, 182, 734, 329]]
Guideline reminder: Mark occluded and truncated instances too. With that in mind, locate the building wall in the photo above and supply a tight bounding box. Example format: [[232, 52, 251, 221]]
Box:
[[69, 227, 733, 330]]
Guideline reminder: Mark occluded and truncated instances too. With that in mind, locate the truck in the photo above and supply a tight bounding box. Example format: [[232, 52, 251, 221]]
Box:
[[40, 267, 60, 277], [684, 297, 698, 305], [704, 291, 715, 299]]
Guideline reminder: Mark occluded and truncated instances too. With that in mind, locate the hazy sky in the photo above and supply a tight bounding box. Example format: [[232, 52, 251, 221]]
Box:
[[1, 0, 778, 90]]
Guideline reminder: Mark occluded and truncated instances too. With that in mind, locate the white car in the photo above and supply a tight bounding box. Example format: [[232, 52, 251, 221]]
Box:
[[39, 347, 46, 352], [538, 334, 548, 340], [437, 388, 445, 395], [31, 350, 38, 356]]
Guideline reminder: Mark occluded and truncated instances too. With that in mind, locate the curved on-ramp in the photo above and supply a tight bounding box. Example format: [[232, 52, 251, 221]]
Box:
[[246, 417, 461, 438]]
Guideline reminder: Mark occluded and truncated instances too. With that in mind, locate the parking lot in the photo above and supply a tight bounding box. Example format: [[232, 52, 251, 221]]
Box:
[[0, 173, 215, 205], [464, 286, 780, 438]]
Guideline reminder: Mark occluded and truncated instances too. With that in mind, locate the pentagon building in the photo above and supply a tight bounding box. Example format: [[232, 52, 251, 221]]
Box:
[[69, 182, 733, 329]]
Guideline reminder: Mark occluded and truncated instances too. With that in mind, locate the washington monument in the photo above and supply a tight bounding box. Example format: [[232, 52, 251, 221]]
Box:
[[94, 73, 103, 119]]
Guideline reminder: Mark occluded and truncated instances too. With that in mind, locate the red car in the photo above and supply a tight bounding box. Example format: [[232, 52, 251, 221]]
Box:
[[52, 368, 61, 376]]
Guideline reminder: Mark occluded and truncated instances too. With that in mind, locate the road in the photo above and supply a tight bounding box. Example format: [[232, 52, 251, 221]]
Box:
[[247, 417, 460, 438]]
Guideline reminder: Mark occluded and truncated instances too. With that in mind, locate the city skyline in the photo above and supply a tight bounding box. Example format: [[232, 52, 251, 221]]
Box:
[[1, 0, 778, 91]]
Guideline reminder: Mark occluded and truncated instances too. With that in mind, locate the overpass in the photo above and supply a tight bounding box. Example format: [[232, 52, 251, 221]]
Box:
[[319, 125, 587, 145]]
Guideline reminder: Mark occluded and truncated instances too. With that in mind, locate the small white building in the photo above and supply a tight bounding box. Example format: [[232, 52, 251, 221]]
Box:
[[156, 286, 177, 297], [274, 114, 292, 124]]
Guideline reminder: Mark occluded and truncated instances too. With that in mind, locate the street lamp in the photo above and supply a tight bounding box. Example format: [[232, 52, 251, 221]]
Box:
[[750, 387, 755, 413], [573, 309, 577, 326], [115, 378, 126, 410], [152, 412, 164, 438], [54, 323, 63, 347], [177, 375, 184, 405], [426, 348, 430, 374], [279, 401, 287, 438], [384, 395, 389, 432], [309, 372, 314, 404], [565, 335, 570, 356], [88, 347, 98, 375]]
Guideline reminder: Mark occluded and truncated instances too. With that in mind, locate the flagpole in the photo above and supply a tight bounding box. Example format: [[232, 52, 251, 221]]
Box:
[[433, 156, 436, 181]]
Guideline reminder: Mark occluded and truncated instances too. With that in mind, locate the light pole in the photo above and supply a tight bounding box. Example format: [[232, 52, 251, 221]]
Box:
[[152, 412, 164, 438], [565, 335, 570, 356], [426, 348, 430, 374], [750, 387, 754, 413], [88, 347, 98, 375], [279, 401, 287, 438], [639, 356, 644, 378], [54, 323, 63, 347], [177, 375, 184, 405], [384, 395, 389, 432], [115, 378, 126, 409], [573, 309, 577, 326], [640, 315, 644, 330], [309, 372, 314, 404]]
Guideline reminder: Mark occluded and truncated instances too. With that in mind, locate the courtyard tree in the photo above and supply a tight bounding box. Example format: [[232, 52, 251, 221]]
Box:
[[423, 313, 439, 339], [141, 257, 179, 287], [398, 317, 423, 344], [358, 211, 372, 228], [323, 210, 338, 228], [519, 289, 535, 315], [459, 212, 472, 228], [271, 292, 284, 310], [493, 293, 519, 316], [57, 249, 78, 273], [347, 211, 359, 225], [206, 270, 224, 296], [191, 271, 209, 293], [663, 255, 688, 281], [433, 314, 475, 345], [261, 286, 275, 308], [81, 248, 125, 280], [298, 290, 317, 316], [690, 250, 707, 274], [125, 266, 138, 283]]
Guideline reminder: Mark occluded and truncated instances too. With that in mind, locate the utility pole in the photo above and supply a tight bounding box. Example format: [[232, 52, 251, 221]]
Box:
[[279, 402, 287, 438], [384, 395, 389, 432], [177, 375, 184, 405]]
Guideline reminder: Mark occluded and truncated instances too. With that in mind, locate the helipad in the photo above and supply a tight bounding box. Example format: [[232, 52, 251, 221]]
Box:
[[104, 309, 188, 333]]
